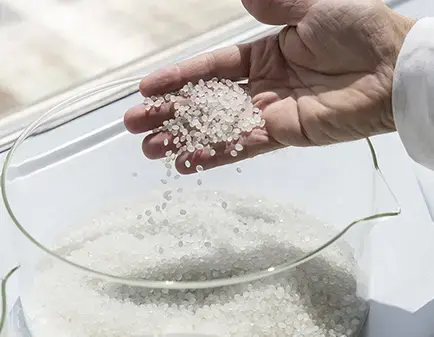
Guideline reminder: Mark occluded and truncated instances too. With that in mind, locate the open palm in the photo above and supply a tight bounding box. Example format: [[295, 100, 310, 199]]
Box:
[[124, 0, 413, 173]]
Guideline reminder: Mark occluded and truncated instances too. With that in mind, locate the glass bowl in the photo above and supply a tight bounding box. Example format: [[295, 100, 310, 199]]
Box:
[[1, 76, 400, 337]]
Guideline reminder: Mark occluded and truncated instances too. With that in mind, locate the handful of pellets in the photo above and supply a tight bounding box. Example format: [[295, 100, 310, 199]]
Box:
[[143, 78, 265, 163]]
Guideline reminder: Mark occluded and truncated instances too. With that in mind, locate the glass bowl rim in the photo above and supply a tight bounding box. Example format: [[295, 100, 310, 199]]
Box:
[[1, 76, 401, 289]]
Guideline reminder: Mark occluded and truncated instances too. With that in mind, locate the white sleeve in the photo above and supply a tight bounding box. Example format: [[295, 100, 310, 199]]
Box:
[[393, 18, 434, 171]]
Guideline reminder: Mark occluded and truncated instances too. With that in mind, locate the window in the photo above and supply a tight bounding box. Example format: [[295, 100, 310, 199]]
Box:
[[0, 0, 248, 125]]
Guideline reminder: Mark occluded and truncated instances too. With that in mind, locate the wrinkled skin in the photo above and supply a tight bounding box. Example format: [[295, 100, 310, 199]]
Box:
[[124, 0, 415, 173]]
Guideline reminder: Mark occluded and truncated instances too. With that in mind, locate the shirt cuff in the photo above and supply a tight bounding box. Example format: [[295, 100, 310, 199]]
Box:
[[393, 17, 434, 170]]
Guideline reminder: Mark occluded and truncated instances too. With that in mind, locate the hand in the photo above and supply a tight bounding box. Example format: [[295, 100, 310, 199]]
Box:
[[124, 0, 415, 173]]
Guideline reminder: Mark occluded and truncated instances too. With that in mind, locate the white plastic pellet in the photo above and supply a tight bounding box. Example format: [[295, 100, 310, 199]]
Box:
[[235, 144, 243, 152]]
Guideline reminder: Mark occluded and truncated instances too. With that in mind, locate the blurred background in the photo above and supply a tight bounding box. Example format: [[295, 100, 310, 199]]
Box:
[[0, 0, 247, 119]]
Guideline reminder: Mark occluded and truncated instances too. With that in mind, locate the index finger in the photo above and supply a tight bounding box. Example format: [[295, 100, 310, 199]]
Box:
[[139, 43, 252, 97]]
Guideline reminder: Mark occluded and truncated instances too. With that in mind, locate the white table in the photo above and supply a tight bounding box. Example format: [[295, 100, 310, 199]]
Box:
[[2, 1, 434, 336]]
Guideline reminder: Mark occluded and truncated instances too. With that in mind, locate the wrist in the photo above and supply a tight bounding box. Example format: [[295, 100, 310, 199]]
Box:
[[387, 9, 417, 65]]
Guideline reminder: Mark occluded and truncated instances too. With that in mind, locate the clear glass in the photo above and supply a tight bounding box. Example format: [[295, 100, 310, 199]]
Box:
[[413, 162, 434, 222], [1, 77, 400, 337]]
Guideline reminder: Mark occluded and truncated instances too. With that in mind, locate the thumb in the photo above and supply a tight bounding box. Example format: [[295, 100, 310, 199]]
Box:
[[241, 0, 311, 26]]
